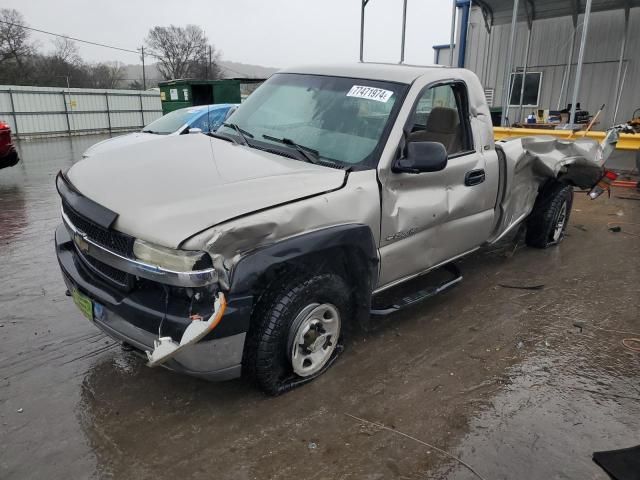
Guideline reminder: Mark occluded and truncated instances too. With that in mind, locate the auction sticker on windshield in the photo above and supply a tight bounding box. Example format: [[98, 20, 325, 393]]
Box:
[[347, 85, 393, 103]]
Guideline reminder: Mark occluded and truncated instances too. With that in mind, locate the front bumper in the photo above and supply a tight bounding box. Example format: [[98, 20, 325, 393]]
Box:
[[0, 148, 19, 170], [56, 224, 251, 381]]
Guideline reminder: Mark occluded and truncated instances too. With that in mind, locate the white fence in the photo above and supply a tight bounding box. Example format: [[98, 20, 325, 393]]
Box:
[[0, 85, 163, 138]]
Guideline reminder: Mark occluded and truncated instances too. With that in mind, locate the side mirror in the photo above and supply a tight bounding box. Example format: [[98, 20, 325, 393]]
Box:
[[393, 141, 448, 174], [188, 127, 203, 134]]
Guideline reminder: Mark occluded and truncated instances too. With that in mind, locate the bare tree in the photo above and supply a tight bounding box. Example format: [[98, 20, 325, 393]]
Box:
[[0, 8, 34, 85], [89, 61, 125, 89], [0, 9, 32, 64], [145, 25, 219, 80], [51, 37, 82, 66], [189, 45, 222, 80]]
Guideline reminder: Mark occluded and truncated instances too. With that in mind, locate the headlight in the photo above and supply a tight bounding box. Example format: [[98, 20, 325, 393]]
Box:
[[133, 239, 213, 272]]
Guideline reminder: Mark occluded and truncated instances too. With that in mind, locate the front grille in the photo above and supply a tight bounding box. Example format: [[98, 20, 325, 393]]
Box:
[[82, 253, 134, 290], [63, 202, 135, 290], [63, 203, 134, 257]]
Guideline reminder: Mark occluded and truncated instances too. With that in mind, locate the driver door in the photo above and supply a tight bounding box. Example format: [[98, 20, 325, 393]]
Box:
[[377, 81, 499, 289]]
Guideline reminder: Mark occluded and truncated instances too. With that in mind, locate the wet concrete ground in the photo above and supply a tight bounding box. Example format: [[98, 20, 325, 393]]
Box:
[[1, 135, 639, 479]]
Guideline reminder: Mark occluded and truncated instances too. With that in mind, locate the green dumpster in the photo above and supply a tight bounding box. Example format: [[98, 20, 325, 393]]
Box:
[[158, 79, 264, 115]]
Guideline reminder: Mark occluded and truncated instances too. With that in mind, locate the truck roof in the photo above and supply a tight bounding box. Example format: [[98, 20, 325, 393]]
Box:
[[279, 62, 452, 84]]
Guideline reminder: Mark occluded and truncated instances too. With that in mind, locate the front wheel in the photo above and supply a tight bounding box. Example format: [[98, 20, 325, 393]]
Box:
[[243, 272, 351, 395], [526, 183, 573, 248]]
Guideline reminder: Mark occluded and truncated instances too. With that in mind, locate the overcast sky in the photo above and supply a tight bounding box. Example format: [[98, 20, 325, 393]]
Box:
[[4, 0, 454, 67]]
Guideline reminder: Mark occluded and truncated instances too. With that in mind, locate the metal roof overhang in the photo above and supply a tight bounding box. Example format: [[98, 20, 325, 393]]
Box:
[[477, 0, 640, 26], [476, 0, 637, 127]]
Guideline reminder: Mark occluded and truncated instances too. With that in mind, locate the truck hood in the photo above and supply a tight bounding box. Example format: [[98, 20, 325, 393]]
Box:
[[82, 132, 163, 158], [67, 134, 346, 248]]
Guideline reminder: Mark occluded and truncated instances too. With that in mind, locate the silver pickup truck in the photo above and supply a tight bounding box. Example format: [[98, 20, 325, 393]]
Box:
[[55, 63, 620, 394]]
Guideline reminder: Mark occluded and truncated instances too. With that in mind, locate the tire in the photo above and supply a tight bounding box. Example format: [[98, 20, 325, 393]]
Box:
[[525, 182, 573, 248], [243, 272, 351, 395]]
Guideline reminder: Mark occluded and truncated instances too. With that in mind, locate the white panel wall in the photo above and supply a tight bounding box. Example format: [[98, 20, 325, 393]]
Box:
[[0, 85, 162, 137], [442, 7, 640, 127]]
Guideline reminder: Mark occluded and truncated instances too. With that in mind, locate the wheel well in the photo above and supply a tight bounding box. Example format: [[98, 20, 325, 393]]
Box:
[[249, 246, 374, 325], [534, 179, 574, 205]]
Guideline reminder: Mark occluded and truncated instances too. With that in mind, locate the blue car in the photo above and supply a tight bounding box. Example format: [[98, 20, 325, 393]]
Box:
[[83, 104, 238, 158]]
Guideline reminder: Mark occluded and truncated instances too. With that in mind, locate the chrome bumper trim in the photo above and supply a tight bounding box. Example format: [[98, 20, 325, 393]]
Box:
[[62, 209, 218, 287]]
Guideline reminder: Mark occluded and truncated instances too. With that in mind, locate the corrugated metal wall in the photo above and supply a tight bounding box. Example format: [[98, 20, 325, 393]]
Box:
[[445, 6, 639, 127], [0, 85, 162, 137]]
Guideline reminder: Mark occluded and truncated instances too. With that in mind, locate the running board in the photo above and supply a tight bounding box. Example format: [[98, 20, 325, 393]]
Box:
[[370, 263, 462, 316]]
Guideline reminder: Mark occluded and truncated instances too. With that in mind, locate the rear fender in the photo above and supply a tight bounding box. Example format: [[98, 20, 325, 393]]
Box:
[[489, 136, 604, 243]]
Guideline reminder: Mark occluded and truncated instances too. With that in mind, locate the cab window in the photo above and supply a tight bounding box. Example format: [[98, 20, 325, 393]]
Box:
[[408, 83, 473, 156]]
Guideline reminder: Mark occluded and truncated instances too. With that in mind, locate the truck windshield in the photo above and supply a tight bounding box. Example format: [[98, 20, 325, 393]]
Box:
[[143, 108, 201, 134], [218, 74, 407, 167]]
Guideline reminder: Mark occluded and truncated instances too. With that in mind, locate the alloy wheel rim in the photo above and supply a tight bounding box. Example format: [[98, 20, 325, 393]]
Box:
[[289, 303, 341, 377], [552, 201, 568, 242]]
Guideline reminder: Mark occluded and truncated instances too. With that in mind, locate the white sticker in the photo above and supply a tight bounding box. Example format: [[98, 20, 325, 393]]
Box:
[[347, 85, 393, 103], [169, 88, 178, 100]]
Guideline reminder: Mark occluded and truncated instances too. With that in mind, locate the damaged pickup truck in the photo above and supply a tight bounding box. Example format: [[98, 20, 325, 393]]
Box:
[[55, 63, 623, 394]]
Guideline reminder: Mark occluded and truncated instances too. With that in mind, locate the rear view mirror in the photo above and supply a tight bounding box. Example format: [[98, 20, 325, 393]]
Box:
[[393, 141, 448, 174]]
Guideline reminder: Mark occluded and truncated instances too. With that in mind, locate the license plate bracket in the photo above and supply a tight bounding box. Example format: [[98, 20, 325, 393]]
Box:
[[72, 289, 94, 320]]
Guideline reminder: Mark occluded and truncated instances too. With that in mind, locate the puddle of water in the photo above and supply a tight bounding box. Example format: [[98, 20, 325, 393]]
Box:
[[436, 325, 640, 480]]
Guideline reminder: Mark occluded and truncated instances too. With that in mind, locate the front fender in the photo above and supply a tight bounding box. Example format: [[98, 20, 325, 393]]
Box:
[[228, 224, 379, 327]]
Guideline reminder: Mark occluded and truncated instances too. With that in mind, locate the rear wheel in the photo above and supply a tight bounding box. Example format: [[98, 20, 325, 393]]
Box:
[[526, 183, 573, 248], [243, 272, 350, 395]]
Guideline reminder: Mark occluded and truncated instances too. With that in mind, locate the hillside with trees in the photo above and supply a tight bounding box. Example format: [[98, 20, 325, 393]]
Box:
[[0, 8, 275, 90]]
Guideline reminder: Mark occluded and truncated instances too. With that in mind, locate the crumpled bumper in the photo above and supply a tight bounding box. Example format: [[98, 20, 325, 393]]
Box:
[[88, 298, 243, 381], [56, 224, 245, 381]]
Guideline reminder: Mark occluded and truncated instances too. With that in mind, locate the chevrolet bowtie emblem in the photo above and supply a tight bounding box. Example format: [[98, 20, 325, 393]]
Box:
[[74, 233, 90, 254]]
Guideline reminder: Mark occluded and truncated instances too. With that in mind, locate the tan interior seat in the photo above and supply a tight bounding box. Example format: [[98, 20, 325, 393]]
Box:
[[408, 107, 462, 154]]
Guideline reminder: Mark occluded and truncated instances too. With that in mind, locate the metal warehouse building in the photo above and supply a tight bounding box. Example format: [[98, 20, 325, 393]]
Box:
[[434, 0, 640, 130]]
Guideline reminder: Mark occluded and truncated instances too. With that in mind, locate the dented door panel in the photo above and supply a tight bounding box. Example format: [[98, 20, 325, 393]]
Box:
[[376, 73, 500, 289], [378, 151, 496, 287]]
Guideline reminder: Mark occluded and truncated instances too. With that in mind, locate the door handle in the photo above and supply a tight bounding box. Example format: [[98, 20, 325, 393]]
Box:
[[464, 169, 485, 186]]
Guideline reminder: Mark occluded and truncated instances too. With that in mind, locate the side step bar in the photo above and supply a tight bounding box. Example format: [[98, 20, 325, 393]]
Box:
[[370, 263, 463, 316]]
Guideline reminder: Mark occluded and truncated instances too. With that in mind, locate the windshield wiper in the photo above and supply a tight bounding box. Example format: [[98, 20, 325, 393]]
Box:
[[262, 135, 320, 164], [142, 129, 158, 134], [223, 122, 253, 145], [207, 131, 239, 144]]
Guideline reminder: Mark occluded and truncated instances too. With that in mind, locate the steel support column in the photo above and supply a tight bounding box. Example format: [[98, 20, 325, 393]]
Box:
[[613, 62, 629, 125], [557, 25, 577, 109], [481, 27, 493, 86], [105, 92, 112, 133], [612, 7, 630, 124], [517, 25, 532, 124], [62, 90, 71, 136], [569, 0, 593, 125], [141, 46, 146, 90], [501, 0, 519, 126], [8, 88, 18, 138], [139, 94, 144, 128], [359, 0, 370, 62], [449, 0, 457, 66], [400, 0, 408, 63]]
